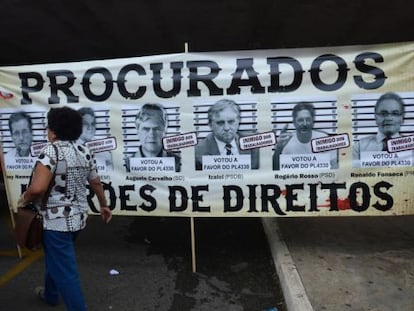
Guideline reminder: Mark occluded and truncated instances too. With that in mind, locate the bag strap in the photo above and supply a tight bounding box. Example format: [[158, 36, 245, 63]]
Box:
[[40, 143, 59, 207]]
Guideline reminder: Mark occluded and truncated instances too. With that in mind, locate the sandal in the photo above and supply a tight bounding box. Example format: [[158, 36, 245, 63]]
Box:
[[34, 286, 45, 301]]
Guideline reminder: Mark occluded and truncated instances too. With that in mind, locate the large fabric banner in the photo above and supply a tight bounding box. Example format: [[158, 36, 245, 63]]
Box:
[[1, 41, 413, 217]]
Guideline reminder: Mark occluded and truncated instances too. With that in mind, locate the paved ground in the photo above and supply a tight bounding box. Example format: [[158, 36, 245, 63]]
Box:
[[0, 199, 286, 311], [265, 216, 414, 311], [3, 183, 414, 311]]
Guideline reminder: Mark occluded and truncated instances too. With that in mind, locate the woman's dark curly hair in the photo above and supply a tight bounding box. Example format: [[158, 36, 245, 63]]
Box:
[[47, 106, 82, 141]]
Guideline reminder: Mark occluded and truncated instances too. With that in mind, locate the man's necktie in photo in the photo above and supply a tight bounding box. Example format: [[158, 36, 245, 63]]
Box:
[[382, 137, 389, 151], [225, 143, 233, 155]]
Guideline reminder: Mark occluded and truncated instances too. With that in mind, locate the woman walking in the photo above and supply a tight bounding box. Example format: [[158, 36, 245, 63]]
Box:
[[18, 106, 112, 311]]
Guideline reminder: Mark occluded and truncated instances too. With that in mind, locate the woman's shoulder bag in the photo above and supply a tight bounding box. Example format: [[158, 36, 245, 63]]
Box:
[[14, 144, 58, 250]]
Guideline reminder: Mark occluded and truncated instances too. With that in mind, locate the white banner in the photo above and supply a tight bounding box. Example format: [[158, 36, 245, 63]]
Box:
[[1, 41, 414, 217]]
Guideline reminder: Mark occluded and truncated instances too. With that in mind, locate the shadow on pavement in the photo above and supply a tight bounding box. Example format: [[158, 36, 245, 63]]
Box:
[[125, 216, 286, 311]]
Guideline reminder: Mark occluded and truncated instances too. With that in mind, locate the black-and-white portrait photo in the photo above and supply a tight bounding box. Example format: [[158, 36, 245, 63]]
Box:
[[271, 99, 338, 171], [77, 107, 114, 171], [0, 109, 47, 170], [352, 92, 414, 168], [123, 103, 181, 173], [7, 111, 33, 157], [194, 99, 259, 171]]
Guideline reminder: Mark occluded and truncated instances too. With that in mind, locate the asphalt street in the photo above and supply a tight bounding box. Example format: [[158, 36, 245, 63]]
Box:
[[4, 186, 414, 311], [0, 199, 286, 311]]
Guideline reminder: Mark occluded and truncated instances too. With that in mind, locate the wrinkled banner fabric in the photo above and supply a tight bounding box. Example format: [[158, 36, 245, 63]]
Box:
[[0, 41, 413, 217]]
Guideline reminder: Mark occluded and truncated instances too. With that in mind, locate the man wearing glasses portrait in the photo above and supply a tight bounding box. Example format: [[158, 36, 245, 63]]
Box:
[[353, 92, 406, 165]]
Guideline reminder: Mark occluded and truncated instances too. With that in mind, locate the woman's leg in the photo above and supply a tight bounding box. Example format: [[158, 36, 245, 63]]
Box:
[[43, 230, 87, 311], [43, 269, 59, 305]]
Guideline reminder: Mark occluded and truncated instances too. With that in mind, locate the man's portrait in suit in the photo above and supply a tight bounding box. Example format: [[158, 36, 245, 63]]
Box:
[[195, 99, 259, 170], [352, 92, 414, 168], [353, 92, 405, 158]]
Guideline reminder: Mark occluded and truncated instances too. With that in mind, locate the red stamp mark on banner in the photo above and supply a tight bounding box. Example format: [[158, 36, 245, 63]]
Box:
[[0, 88, 13, 99]]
